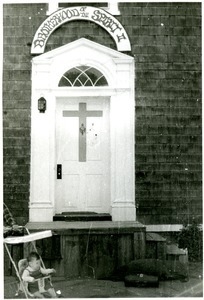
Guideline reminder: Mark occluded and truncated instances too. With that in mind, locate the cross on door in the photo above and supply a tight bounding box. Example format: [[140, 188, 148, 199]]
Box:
[[63, 103, 103, 162]]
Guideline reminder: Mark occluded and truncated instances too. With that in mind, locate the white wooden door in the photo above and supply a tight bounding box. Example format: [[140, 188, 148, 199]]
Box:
[[55, 97, 110, 213]]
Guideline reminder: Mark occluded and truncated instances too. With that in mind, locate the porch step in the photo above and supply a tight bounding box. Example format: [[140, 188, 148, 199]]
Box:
[[53, 212, 112, 222], [146, 232, 167, 260], [145, 232, 188, 262]]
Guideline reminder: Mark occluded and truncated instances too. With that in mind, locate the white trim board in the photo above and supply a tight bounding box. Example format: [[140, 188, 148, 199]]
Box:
[[146, 224, 203, 232]]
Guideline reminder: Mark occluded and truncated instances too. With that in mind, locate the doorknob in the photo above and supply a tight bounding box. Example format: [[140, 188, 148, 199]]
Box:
[[57, 164, 62, 179]]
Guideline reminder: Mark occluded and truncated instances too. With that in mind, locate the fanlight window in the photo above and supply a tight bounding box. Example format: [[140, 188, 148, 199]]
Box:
[[58, 65, 108, 87]]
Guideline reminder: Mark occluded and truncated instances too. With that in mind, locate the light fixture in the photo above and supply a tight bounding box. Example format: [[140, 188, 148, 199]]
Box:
[[38, 97, 46, 113]]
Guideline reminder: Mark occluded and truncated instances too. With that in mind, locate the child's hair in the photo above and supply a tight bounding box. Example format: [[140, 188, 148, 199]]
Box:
[[27, 251, 40, 262]]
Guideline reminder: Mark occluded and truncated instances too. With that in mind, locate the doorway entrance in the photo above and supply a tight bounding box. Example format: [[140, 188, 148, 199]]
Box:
[[55, 97, 110, 214], [30, 38, 135, 222]]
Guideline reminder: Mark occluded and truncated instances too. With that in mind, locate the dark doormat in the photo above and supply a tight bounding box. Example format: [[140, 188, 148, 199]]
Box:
[[53, 212, 112, 221]]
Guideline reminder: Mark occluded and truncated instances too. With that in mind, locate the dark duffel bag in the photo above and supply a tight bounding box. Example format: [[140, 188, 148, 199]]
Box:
[[124, 274, 159, 288]]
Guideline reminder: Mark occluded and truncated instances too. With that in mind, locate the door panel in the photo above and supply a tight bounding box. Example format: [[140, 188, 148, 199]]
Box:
[[86, 174, 102, 208]]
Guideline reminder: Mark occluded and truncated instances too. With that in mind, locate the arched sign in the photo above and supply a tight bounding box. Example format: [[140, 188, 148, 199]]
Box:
[[31, 6, 131, 54]]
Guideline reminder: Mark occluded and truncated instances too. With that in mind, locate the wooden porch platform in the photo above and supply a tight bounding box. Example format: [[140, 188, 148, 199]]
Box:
[[25, 221, 146, 278], [26, 220, 145, 233]]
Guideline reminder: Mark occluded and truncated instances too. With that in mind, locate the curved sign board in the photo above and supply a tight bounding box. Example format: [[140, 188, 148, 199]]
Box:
[[31, 6, 131, 54]]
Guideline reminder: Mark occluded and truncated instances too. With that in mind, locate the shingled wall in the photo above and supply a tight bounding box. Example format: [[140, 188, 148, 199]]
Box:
[[3, 2, 202, 225]]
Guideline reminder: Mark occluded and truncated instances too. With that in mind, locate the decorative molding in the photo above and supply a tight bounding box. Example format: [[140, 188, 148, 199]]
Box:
[[31, 6, 131, 54]]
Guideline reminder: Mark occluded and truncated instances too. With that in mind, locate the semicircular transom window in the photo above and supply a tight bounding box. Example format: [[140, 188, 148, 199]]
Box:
[[58, 65, 108, 87]]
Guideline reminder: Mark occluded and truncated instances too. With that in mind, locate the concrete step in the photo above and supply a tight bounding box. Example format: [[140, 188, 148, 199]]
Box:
[[166, 243, 188, 255]]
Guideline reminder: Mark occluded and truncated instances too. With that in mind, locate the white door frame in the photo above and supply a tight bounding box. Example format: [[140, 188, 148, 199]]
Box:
[[30, 38, 136, 222]]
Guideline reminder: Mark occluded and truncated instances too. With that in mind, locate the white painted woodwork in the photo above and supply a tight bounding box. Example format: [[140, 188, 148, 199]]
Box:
[[30, 38, 135, 222]]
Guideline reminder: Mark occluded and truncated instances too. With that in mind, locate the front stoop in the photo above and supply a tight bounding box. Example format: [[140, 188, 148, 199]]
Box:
[[24, 221, 146, 278], [4, 223, 188, 279]]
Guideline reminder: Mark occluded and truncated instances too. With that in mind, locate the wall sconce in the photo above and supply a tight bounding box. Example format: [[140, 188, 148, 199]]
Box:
[[38, 97, 46, 113]]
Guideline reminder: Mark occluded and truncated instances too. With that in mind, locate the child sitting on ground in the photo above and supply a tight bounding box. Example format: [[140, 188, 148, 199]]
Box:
[[22, 251, 57, 298]]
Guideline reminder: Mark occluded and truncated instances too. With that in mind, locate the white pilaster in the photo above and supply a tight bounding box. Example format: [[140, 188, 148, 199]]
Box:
[[110, 90, 135, 222]]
